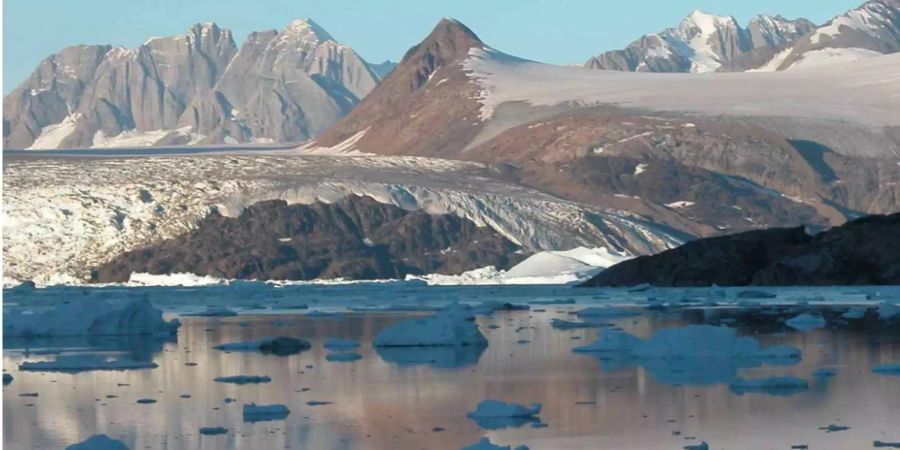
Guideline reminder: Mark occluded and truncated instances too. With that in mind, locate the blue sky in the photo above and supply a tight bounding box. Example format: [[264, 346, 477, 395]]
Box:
[[3, 0, 861, 93]]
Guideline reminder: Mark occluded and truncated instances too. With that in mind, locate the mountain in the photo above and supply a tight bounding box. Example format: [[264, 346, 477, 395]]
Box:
[[90, 196, 524, 282], [755, 0, 900, 71], [584, 10, 816, 73], [311, 17, 900, 244], [581, 213, 900, 287], [3, 20, 383, 149]]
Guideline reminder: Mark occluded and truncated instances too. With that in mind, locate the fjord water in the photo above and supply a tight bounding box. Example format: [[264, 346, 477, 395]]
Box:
[[3, 284, 899, 450]]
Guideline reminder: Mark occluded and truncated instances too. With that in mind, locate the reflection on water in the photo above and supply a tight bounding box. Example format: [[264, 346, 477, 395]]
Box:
[[4, 307, 900, 449]]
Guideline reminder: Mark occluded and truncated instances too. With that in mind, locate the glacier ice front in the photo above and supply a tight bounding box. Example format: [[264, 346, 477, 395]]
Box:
[[4, 298, 180, 337]]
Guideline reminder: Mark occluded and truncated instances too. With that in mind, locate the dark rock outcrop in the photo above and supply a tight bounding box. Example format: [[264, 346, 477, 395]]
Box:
[[581, 213, 900, 287], [91, 196, 522, 282]]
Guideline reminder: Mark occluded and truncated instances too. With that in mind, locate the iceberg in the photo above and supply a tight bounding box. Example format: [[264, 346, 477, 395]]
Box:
[[462, 437, 530, 450], [375, 345, 486, 369], [3, 373, 12, 385], [467, 399, 542, 430], [4, 298, 180, 337], [785, 313, 826, 331], [878, 303, 900, 320], [215, 337, 311, 356], [19, 355, 157, 373], [841, 307, 867, 320], [65, 434, 129, 450], [373, 304, 488, 348], [323, 338, 361, 350], [243, 403, 290, 422]]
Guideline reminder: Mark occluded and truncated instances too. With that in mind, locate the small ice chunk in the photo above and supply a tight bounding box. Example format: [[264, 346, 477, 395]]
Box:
[[813, 368, 837, 378], [874, 441, 900, 448], [684, 443, 709, 450], [323, 338, 361, 350], [374, 304, 487, 347], [467, 400, 541, 418], [573, 330, 642, 353], [878, 303, 900, 320], [575, 307, 641, 319], [199, 427, 227, 435], [243, 403, 290, 422], [785, 313, 826, 331], [65, 434, 129, 450], [873, 364, 900, 376], [729, 376, 809, 396], [467, 400, 542, 430], [213, 375, 271, 384], [19, 355, 157, 373], [841, 307, 867, 320], [3, 373, 12, 385], [215, 337, 311, 356], [819, 424, 850, 433], [462, 437, 530, 450], [325, 352, 362, 362], [550, 319, 608, 330]]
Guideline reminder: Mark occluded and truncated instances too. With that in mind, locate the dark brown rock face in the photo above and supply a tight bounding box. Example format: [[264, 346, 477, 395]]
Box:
[[91, 196, 522, 282], [581, 213, 900, 287]]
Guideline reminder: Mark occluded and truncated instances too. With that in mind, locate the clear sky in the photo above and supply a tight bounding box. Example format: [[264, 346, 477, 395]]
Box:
[[3, 0, 862, 93]]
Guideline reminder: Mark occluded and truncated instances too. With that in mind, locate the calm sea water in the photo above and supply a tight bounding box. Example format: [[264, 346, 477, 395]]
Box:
[[3, 284, 900, 450]]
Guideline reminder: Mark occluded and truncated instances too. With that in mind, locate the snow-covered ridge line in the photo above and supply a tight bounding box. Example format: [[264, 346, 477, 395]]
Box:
[[463, 47, 900, 127], [3, 154, 682, 285]]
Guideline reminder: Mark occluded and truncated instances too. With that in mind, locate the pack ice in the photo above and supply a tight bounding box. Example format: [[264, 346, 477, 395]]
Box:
[[3, 298, 180, 337]]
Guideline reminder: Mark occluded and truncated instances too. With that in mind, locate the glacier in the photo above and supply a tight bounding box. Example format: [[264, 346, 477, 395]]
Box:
[[3, 153, 682, 285]]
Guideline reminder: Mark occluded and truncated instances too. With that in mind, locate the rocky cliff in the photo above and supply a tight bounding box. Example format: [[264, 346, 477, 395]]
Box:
[[581, 213, 900, 287]]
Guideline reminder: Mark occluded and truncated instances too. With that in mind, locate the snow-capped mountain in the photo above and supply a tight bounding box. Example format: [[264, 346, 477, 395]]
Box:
[[584, 10, 815, 73], [3, 20, 384, 150], [755, 0, 900, 71], [313, 18, 900, 245]]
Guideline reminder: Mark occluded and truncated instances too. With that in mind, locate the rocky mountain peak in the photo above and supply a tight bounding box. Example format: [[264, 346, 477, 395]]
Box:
[[281, 18, 335, 45]]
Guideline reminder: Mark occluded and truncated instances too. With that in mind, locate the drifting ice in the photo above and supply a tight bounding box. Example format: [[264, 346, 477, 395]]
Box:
[[373, 304, 488, 347], [4, 298, 180, 337]]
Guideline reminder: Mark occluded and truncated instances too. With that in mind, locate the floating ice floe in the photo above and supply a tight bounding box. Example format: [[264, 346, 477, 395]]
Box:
[[462, 437, 530, 450], [182, 307, 238, 317], [373, 304, 488, 348], [813, 368, 837, 378], [325, 352, 362, 362], [19, 355, 157, 373], [574, 325, 803, 386], [199, 427, 227, 435], [729, 376, 809, 396], [841, 307, 868, 320], [874, 441, 900, 448], [215, 337, 311, 356], [3, 373, 12, 385], [243, 403, 290, 422], [785, 313, 826, 331], [214, 375, 271, 384], [324, 338, 361, 350], [550, 319, 609, 330], [873, 364, 900, 375], [305, 310, 344, 319], [819, 424, 851, 433], [65, 434, 129, 450], [4, 298, 180, 337], [467, 400, 542, 430], [684, 442, 709, 450], [575, 307, 641, 319], [878, 303, 900, 320]]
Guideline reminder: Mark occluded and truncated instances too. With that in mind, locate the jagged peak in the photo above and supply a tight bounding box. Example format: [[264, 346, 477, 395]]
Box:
[[400, 17, 483, 63], [282, 18, 335, 43], [682, 9, 738, 30]]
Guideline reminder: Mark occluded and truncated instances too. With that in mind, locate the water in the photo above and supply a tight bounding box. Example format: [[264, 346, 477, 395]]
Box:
[[3, 284, 900, 449]]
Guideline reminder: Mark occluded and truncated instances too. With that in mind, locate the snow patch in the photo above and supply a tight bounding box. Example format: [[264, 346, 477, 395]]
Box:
[[27, 114, 81, 150]]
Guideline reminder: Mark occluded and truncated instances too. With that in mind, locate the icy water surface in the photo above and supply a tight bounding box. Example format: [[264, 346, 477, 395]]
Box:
[[3, 284, 900, 450]]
